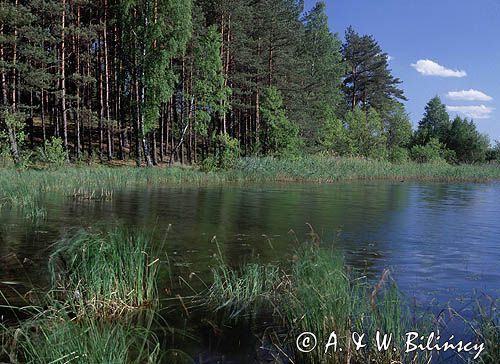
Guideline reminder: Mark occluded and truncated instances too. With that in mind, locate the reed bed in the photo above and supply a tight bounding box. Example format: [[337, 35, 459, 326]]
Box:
[[0, 228, 165, 364], [49, 229, 161, 319], [207, 263, 288, 321], [1, 157, 499, 218], [1, 309, 160, 364], [235, 157, 500, 183], [467, 300, 500, 364], [203, 242, 435, 364]]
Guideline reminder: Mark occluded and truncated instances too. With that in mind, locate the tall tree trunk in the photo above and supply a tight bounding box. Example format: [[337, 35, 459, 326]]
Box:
[[115, 25, 124, 160], [98, 33, 104, 160], [140, 3, 152, 167], [134, 65, 141, 166], [75, 5, 81, 160], [104, 0, 112, 160], [1, 20, 21, 165], [61, 0, 69, 158], [41, 89, 47, 145], [159, 103, 165, 162], [255, 88, 260, 148], [86, 43, 93, 164]]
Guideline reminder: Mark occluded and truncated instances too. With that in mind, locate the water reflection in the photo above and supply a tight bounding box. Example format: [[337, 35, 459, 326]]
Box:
[[1, 182, 499, 310]]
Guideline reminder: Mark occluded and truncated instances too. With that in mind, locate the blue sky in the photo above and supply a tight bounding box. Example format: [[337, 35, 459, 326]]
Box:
[[303, 0, 500, 142]]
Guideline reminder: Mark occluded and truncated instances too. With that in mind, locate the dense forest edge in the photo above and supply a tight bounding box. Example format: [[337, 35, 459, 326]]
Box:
[[1, 0, 499, 171]]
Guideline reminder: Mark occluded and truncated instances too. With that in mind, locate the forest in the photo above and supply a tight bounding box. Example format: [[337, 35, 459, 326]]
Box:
[[1, 0, 499, 169]]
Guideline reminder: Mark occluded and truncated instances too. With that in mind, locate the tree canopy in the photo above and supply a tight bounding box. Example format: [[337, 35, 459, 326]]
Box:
[[0, 0, 495, 168]]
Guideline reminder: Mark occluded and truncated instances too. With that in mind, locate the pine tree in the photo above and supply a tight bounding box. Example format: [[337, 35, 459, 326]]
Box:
[[342, 26, 405, 112], [415, 96, 451, 145], [193, 25, 231, 144], [296, 1, 344, 150]]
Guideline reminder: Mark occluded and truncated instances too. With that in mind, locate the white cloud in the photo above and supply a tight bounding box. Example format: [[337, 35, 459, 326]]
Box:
[[387, 55, 394, 61], [411, 59, 467, 78], [446, 105, 494, 119], [446, 89, 493, 102]]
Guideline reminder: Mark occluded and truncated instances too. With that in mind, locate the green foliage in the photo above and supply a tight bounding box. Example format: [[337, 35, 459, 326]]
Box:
[[260, 86, 301, 158], [0, 131, 13, 167], [37, 137, 66, 167], [415, 96, 451, 145], [318, 106, 351, 155], [487, 141, 500, 162], [203, 241, 433, 364], [388, 147, 410, 163], [207, 260, 285, 321], [382, 102, 413, 161], [203, 133, 241, 171], [448, 116, 489, 163], [345, 107, 387, 159], [194, 25, 231, 136], [49, 229, 160, 318], [297, 1, 345, 148], [120, 0, 192, 134], [410, 137, 453, 164], [8, 315, 160, 364], [342, 26, 406, 112], [0, 110, 27, 165], [470, 301, 500, 364]]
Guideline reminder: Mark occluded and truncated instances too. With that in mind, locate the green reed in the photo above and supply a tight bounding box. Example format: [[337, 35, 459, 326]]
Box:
[[49, 229, 161, 319], [467, 300, 500, 364], [1, 157, 499, 218], [203, 242, 435, 364], [1, 304, 160, 364]]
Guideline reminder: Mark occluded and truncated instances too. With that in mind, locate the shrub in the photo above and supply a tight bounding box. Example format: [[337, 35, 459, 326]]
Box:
[[38, 137, 66, 167], [260, 86, 301, 158], [388, 146, 409, 163], [203, 133, 241, 170], [410, 138, 453, 164]]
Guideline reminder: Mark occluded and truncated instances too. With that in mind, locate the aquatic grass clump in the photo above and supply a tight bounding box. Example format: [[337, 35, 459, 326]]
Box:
[[202, 241, 435, 363], [49, 229, 160, 318], [207, 262, 288, 321], [468, 300, 500, 363], [280, 245, 353, 362], [279, 244, 434, 364], [1, 307, 160, 364]]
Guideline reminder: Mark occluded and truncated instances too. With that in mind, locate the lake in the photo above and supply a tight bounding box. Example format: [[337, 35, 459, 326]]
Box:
[[1, 181, 499, 362]]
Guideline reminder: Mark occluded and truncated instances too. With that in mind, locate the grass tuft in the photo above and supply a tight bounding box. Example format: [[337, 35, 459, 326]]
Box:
[[49, 229, 160, 319], [203, 241, 435, 363], [1, 306, 160, 364]]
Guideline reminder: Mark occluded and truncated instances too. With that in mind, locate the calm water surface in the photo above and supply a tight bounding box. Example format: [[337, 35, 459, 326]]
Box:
[[1, 181, 499, 361], [1, 181, 499, 305]]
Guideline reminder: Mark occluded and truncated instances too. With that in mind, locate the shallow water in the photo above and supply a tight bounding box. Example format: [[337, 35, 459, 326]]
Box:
[[1, 181, 499, 361]]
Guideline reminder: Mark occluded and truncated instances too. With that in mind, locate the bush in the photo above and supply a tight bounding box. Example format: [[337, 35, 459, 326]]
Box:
[[0, 110, 27, 166], [388, 147, 410, 163], [203, 133, 241, 171], [260, 86, 301, 158], [410, 138, 453, 164], [38, 137, 66, 167]]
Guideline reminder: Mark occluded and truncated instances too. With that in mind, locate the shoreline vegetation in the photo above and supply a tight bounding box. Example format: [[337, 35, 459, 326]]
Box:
[[1, 157, 499, 218], [1, 229, 498, 363], [2, 1, 500, 177]]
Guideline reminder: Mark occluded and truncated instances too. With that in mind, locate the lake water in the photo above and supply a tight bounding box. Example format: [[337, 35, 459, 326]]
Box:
[[1, 181, 499, 361]]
